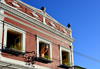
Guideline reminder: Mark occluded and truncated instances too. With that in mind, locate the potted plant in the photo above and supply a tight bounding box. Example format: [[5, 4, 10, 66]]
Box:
[[44, 55, 51, 60], [60, 63, 72, 68], [3, 44, 24, 55], [37, 54, 52, 63], [64, 63, 71, 66], [10, 44, 22, 52]]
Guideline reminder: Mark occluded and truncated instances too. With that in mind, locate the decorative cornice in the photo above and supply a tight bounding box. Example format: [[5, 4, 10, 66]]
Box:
[[0, 13, 73, 47], [0, 2, 75, 43], [14, 0, 72, 32], [14, 0, 43, 16], [45, 13, 72, 32]]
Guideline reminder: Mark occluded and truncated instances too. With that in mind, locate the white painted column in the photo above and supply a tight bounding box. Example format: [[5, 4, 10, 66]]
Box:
[[43, 12, 46, 24], [50, 43, 52, 60], [0, 7, 4, 59], [36, 37, 39, 58], [22, 33, 26, 52], [59, 46, 62, 65], [0, 22, 3, 48], [71, 46, 74, 69], [3, 25, 7, 49], [0, 21, 3, 59], [69, 51, 71, 64]]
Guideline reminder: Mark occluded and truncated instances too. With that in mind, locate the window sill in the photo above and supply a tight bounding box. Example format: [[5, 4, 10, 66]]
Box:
[[36, 57, 53, 63], [2, 47, 25, 56], [59, 64, 72, 68]]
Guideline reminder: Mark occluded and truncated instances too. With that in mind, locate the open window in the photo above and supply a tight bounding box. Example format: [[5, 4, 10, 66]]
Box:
[[2, 23, 26, 55], [59, 46, 72, 68], [62, 50, 70, 65], [7, 29, 22, 51], [39, 41, 50, 59], [36, 36, 52, 63]]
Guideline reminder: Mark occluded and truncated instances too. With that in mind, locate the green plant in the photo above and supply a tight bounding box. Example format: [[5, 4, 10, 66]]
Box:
[[13, 45, 17, 49], [19, 46, 22, 51], [47, 57, 51, 60], [10, 44, 22, 51], [64, 63, 71, 66], [45, 55, 48, 59], [44, 55, 51, 60], [10, 44, 13, 48]]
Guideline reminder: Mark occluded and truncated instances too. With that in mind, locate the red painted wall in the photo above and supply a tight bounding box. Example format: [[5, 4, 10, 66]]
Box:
[[2, 14, 71, 69]]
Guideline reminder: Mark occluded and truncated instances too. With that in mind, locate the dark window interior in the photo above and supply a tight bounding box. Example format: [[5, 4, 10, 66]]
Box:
[[7, 30, 22, 50], [62, 51, 69, 64]]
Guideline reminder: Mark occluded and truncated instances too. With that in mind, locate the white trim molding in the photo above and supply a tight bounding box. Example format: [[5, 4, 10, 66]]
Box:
[[0, 21, 3, 59], [70, 45, 74, 69], [43, 12, 46, 24], [14, 0, 72, 32], [0, 2, 75, 43], [36, 35, 52, 60], [3, 22, 26, 52], [0, 13, 73, 47], [59, 45, 72, 65]]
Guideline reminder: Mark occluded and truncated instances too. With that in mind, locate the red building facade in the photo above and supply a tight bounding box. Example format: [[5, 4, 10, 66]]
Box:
[[0, 0, 74, 69]]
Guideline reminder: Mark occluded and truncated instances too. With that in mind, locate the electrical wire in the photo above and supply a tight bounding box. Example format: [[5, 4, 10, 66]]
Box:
[[73, 51, 100, 63]]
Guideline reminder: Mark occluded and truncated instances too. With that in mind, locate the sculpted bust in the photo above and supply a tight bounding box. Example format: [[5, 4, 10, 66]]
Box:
[[40, 44, 48, 57]]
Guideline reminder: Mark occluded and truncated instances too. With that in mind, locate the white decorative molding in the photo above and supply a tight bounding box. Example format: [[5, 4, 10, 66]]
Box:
[[0, 8, 4, 20], [14, 0, 72, 32], [50, 22, 55, 27], [3, 22, 26, 52], [0, 6, 4, 15], [0, 13, 73, 47], [0, 22, 3, 48], [0, 2, 75, 43], [0, 21, 3, 59], [59, 45, 71, 65], [42, 11, 46, 24], [70, 44, 74, 69], [12, 2, 20, 7], [31, 12, 38, 17], [62, 29, 67, 33], [36, 35, 52, 60], [0, 8, 4, 52]]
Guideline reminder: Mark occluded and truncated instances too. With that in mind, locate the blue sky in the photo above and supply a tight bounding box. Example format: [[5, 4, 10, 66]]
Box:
[[21, 0, 100, 69]]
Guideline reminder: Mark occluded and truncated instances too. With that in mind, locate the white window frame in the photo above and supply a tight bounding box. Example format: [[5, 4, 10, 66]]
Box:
[[3, 23, 26, 53], [0, 21, 3, 57], [36, 36, 52, 60], [59, 45, 71, 65]]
